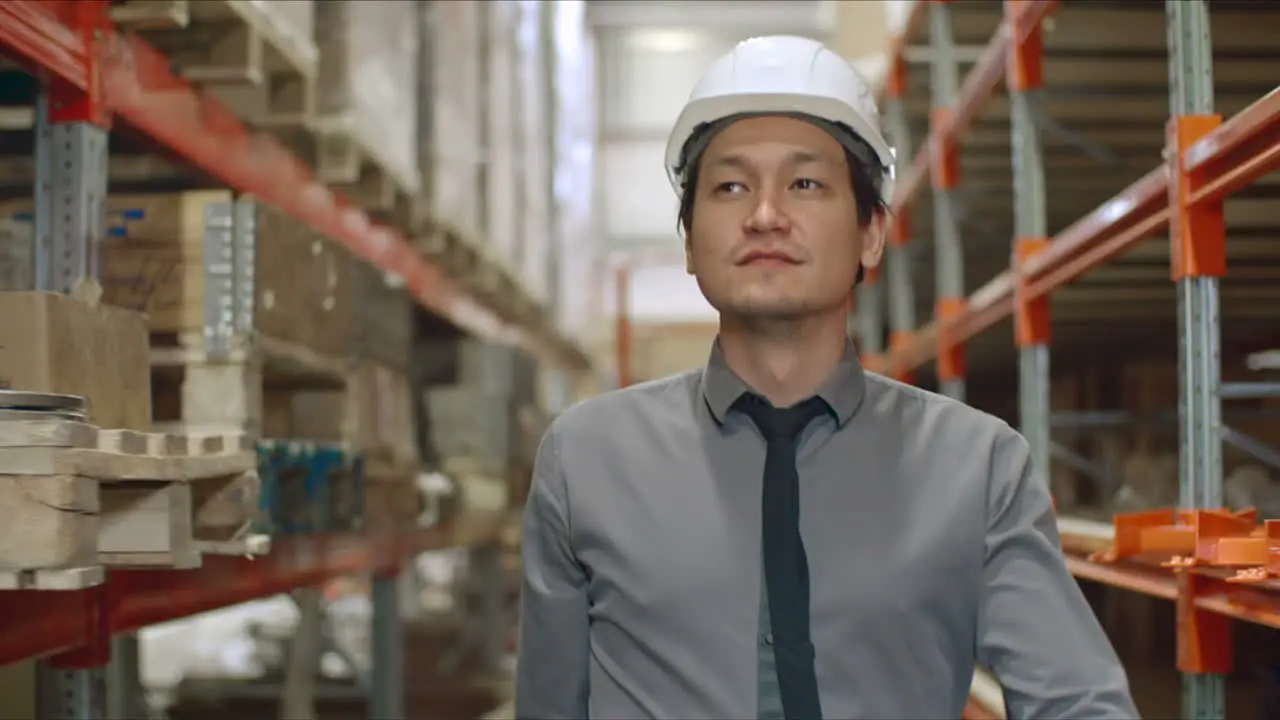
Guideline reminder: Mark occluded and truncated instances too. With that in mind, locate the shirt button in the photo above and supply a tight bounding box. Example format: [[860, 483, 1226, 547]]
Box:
[[764, 633, 775, 646]]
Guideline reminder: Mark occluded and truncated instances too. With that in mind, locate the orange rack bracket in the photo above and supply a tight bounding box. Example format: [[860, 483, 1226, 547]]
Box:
[[935, 297, 967, 383]]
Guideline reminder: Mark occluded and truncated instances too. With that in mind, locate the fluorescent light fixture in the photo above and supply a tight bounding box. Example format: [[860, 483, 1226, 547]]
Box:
[[628, 28, 701, 53]]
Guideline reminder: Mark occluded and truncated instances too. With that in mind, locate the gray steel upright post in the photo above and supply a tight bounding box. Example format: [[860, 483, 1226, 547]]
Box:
[[1166, 3, 1226, 717], [104, 635, 141, 720], [1008, 11, 1052, 487], [371, 570, 405, 719], [928, 2, 966, 401], [33, 83, 112, 720], [855, 279, 884, 356], [883, 86, 918, 359], [281, 588, 323, 720], [33, 92, 108, 295]]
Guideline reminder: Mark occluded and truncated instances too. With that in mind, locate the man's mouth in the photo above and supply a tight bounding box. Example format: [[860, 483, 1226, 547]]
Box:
[[738, 251, 799, 266]]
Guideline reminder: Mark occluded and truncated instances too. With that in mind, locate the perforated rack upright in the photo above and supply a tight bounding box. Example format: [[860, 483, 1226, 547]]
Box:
[[860, 2, 1280, 719]]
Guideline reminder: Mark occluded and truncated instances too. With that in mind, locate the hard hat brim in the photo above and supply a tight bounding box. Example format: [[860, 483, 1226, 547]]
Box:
[[663, 92, 896, 202]]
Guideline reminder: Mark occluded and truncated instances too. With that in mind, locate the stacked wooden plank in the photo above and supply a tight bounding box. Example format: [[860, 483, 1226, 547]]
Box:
[[0, 293, 264, 587]]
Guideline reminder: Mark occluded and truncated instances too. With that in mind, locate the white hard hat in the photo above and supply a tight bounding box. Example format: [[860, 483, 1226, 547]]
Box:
[[664, 35, 896, 204]]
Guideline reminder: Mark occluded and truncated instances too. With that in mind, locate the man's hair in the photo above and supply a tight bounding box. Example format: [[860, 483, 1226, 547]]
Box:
[[676, 125, 888, 284]]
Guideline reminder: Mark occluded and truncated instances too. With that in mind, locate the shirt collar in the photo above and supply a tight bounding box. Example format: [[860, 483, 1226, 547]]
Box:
[[700, 337, 868, 427]]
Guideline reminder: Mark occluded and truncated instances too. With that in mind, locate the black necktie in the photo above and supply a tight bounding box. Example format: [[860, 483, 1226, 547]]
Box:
[[736, 394, 829, 720]]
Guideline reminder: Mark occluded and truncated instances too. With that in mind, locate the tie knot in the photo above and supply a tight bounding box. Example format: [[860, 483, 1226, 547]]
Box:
[[736, 395, 829, 441]]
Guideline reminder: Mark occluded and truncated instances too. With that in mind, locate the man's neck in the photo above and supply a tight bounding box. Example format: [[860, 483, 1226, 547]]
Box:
[[717, 310, 849, 408]]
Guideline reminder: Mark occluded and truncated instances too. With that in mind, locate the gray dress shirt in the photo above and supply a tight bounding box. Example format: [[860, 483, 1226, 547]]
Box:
[[515, 342, 1137, 719]]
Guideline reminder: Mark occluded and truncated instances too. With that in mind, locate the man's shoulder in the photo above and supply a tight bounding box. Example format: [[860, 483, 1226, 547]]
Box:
[[548, 367, 704, 440], [862, 370, 1021, 447]]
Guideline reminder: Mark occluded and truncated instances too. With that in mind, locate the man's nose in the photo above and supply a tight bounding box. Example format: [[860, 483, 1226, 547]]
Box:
[[744, 190, 790, 233]]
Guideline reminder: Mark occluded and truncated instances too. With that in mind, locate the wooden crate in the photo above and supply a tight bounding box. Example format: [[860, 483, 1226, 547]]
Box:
[[363, 471, 422, 531], [347, 258, 412, 370], [272, 361, 418, 467]]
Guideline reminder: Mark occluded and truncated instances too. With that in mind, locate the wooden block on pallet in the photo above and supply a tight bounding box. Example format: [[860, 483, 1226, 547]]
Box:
[[0, 471, 99, 578], [112, 0, 318, 128], [411, 224, 537, 325], [0, 420, 260, 573], [0, 292, 152, 431], [364, 466, 423, 532], [272, 361, 418, 474], [307, 1, 420, 214], [152, 331, 348, 437]]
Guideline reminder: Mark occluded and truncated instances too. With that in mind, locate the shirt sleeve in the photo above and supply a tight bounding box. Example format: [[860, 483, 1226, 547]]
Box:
[[977, 429, 1139, 719], [514, 424, 591, 719]]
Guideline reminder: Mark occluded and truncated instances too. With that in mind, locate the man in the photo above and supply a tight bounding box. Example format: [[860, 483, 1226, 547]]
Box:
[[515, 35, 1136, 720]]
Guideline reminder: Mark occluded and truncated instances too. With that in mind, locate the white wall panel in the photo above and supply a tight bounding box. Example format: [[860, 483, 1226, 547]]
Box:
[[601, 140, 680, 239], [628, 263, 716, 322], [600, 29, 739, 134]]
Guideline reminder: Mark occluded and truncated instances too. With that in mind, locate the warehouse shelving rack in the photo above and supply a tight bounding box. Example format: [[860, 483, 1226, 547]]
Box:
[[860, 1, 1280, 718], [0, 2, 549, 717], [0, 0, 591, 374]]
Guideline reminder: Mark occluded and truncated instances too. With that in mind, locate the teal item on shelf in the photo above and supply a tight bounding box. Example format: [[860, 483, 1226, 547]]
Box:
[[256, 441, 366, 535]]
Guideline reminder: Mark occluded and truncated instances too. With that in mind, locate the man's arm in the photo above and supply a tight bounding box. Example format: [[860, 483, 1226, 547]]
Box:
[[977, 429, 1138, 719], [514, 425, 590, 719]]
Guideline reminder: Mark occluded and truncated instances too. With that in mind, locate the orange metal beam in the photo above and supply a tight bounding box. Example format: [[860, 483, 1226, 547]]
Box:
[[880, 84, 1280, 375], [874, 2, 928, 106], [1066, 552, 1280, 631], [0, 517, 504, 665], [1184, 87, 1280, 205], [1060, 514, 1280, 633], [615, 265, 633, 389], [887, 0, 1060, 216]]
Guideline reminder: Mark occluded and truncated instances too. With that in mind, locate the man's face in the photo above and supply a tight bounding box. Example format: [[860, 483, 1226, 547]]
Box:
[[685, 115, 885, 322]]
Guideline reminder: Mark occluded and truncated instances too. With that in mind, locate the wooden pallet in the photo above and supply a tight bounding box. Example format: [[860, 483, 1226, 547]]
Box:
[[413, 223, 539, 325], [0, 420, 260, 589], [151, 330, 346, 438], [111, 0, 318, 128], [294, 123, 417, 219]]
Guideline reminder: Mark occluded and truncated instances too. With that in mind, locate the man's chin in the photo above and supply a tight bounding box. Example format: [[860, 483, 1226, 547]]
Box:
[[717, 296, 816, 321]]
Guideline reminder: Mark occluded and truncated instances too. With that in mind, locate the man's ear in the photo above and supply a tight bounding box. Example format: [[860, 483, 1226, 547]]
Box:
[[860, 210, 889, 271]]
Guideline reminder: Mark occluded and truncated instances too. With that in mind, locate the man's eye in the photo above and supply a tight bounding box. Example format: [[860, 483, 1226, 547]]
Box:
[[714, 181, 747, 194], [793, 178, 824, 191]]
